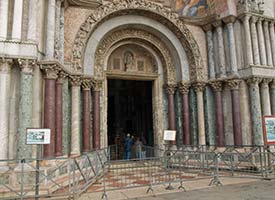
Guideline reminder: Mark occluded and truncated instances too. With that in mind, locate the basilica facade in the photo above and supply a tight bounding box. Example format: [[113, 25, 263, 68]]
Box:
[[0, 0, 275, 160]]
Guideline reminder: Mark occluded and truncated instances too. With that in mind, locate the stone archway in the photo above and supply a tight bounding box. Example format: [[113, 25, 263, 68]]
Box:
[[71, 0, 205, 82]]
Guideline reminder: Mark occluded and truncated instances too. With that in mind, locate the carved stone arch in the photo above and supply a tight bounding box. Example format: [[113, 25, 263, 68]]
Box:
[[94, 28, 176, 84], [72, 0, 205, 82]]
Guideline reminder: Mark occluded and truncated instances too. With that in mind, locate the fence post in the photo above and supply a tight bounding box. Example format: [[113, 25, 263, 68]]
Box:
[[20, 159, 25, 200], [165, 151, 174, 190], [209, 153, 223, 186], [178, 155, 186, 191], [101, 161, 108, 200]]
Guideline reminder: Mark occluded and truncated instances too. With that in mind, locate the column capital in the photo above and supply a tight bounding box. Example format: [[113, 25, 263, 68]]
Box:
[[56, 70, 67, 83], [40, 63, 60, 79], [0, 58, 13, 73], [212, 20, 222, 28], [202, 24, 213, 32], [263, 20, 270, 27], [194, 82, 206, 93], [70, 75, 82, 86], [210, 80, 223, 92], [271, 79, 275, 88], [82, 77, 93, 90], [251, 16, 258, 24], [246, 77, 262, 86], [226, 79, 241, 90], [269, 21, 275, 27], [261, 78, 272, 87], [18, 59, 36, 74], [239, 14, 251, 22], [223, 15, 236, 24], [165, 83, 177, 95], [92, 79, 103, 92], [178, 81, 190, 95]]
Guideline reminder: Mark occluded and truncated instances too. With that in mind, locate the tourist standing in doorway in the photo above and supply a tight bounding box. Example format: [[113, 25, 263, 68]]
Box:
[[124, 134, 134, 160], [135, 137, 143, 159]]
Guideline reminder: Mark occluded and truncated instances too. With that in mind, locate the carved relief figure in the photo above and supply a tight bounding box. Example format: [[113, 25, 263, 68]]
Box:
[[124, 51, 135, 71]]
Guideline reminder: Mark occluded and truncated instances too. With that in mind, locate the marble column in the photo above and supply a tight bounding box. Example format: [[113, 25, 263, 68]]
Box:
[[194, 82, 206, 145], [42, 65, 59, 158], [55, 71, 66, 156], [271, 80, 275, 115], [227, 79, 243, 146], [93, 80, 102, 150], [0, 58, 12, 161], [257, 18, 267, 66], [251, 16, 261, 65], [178, 81, 190, 145], [166, 84, 177, 145], [46, 0, 56, 59], [213, 21, 226, 77], [203, 24, 215, 79], [60, 4, 65, 64], [27, 0, 37, 42], [264, 21, 273, 66], [54, 0, 61, 60], [260, 79, 272, 115], [0, 0, 9, 39], [210, 81, 225, 146], [70, 76, 81, 155], [17, 59, 35, 159], [82, 79, 92, 152], [12, 0, 23, 40], [241, 15, 253, 66], [224, 16, 238, 75], [246, 77, 263, 145], [269, 22, 275, 66]]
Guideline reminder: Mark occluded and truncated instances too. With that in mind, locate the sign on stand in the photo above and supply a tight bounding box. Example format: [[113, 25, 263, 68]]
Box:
[[26, 129, 51, 145], [163, 130, 176, 141], [263, 116, 275, 144]]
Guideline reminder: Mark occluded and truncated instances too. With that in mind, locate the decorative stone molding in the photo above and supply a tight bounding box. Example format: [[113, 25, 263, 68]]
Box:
[[246, 77, 262, 87], [56, 70, 67, 83], [165, 83, 177, 95], [40, 64, 60, 79], [0, 57, 13, 73], [71, 0, 204, 81], [237, 0, 265, 15], [81, 77, 93, 90], [94, 28, 176, 84], [18, 59, 36, 74], [92, 79, 103, 91], [194, 82, 206, 93], [69, 75, 82, 86], [178, 81, 190, 95], [226, 79, 241, 90], [210, 80, 223, 92]]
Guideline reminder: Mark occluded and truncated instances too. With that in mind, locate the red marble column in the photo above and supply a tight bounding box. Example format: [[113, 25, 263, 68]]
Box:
[[43, 68, 58, 158], [93, 80, 102, 150], [55, 74, 65, 157], [82, 86, 91, 152], [228, 80, 242, 146], [211, 81, 225, 146], [179, 82, 190, 145], [166, 84, 177, 145]]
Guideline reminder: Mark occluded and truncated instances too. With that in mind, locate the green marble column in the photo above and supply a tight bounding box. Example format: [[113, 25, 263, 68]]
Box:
[[17, 59, 35, 159], [189, 88, 198, 145], [270, 80, 275, 115], [62, 78, 71, 155], [247, 77, 263, 145], [204, 86, 215, 146]]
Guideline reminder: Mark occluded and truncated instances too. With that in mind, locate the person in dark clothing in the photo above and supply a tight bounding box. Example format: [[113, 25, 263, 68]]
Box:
[[124, 133, 134, 160]]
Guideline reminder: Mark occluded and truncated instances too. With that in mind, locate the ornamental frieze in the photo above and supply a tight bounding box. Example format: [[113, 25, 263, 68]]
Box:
[[71, 0, 204, 82]]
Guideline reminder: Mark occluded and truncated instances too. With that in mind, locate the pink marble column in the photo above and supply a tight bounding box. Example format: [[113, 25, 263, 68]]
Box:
[[166, 84, 177, 145], [93, 80, 102, 150], [227, 79, 242, 146], [82, 79, 92, 152], [55, 72, 66, 156], [210, 81, 225, 146], [42, 65, 59, 158], [179, 81, 190, 145]]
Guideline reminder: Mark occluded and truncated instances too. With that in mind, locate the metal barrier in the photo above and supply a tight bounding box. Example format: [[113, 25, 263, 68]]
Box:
[[0, 148, 109, 200]]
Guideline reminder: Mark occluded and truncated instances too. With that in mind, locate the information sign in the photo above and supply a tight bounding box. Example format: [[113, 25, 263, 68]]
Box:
[[26, 129, 51, 144]]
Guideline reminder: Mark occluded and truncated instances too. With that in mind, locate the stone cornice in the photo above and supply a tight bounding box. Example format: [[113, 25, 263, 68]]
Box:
[[67, 0, 102, 8]]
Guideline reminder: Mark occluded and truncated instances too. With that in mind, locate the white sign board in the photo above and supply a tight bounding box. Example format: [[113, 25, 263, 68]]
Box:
[[163, 130, 176, 141], [26, 129, 51, 144]]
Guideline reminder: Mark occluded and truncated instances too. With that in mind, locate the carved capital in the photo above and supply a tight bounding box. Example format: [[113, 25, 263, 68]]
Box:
[[0, 57, 13, 73], [70, 75, 82, 87], [210, 81, 223, 92], [239, 14, 251, 22], [202, 24, 213, 32], [261, 78, 272, 88], [18, 59, 36, 74], [165, 83, 177, 95], [178, 81, 190, 95], [56, 71, 67, 84], [271, 79, 275, 89], [81, 77, 93, 90], [251, 16, 258, 24], [246, 77, 262, 87], [226, 79, 241, 90], [223, 15, 236, 24], [212, 20, 222, 28], [194, 82, 206, 93], [92, 79, 103, 91], [263, 20, 269, 27], [40, 64, 60, 79]]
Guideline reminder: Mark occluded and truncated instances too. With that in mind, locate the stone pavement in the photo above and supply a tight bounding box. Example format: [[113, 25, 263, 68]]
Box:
[[79, 177, 261, 200]]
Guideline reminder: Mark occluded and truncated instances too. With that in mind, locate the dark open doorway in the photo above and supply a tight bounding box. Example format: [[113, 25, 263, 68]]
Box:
[[107, 79, 154, 150]]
